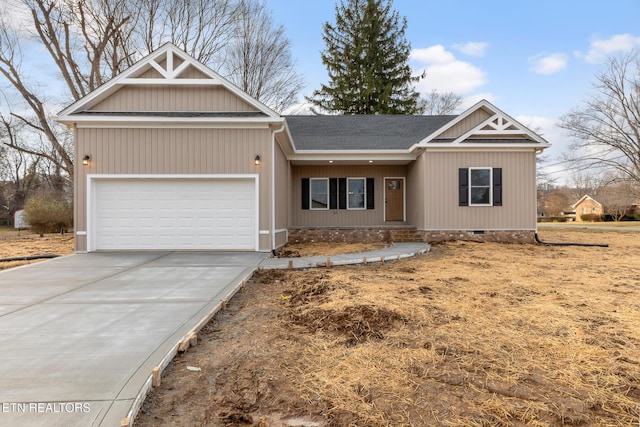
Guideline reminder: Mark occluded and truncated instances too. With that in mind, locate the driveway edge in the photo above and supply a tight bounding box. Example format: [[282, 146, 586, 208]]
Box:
[[121, 265, 259, 427]]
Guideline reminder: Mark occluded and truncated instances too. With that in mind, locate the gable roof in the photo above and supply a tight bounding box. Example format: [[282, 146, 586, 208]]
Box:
[[572, 195, 602, 209], [57, 43, 282, 125], [418, 99, 551, 148], [285, 115, 457, 150], [284, 99, 550, 159]]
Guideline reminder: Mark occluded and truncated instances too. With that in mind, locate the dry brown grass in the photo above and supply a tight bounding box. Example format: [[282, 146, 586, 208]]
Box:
[[0, 229, 74, 270], [136, 229, 640, 426]]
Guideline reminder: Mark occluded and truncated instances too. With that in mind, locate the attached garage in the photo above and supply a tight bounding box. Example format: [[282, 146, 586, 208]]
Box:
[[87, 176, 258, 251]]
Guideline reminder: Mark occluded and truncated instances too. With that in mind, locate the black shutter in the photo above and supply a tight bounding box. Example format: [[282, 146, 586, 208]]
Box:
[[459, 168, 469, 206], [338, 178, 347, 209], [329, 178, 338, 209], [493, 168, 502, 206], [301, 178, 310, 210], [366, 178, 375, 210]]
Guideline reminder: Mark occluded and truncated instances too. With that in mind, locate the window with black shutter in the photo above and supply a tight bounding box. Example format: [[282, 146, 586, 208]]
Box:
[[459, 168, 503, 207]]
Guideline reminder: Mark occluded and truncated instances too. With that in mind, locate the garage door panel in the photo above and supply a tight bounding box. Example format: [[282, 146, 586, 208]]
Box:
[[92, 178, 256, 251]]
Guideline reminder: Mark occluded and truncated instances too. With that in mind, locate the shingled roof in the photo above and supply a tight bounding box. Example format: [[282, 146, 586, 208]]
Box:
[[285, 115, 457, 150]]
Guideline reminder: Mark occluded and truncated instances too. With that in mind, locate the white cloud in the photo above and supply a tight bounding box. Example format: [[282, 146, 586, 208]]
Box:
[[453, 42, 489, 57], [529, 53, 568, 75], [411, 45, 456, 64], [411, 45, 487, 95], [579, 33, 640, 64]]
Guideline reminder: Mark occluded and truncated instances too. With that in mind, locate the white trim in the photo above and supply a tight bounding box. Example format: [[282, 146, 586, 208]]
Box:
[[415, 99, 550, 147], [423, 144, 547, 151], [118, 78, 224, 85], [274, 228, 288, 234], [57, 43, 281, 123], [346, 177, 367, 210], [309, 178, 330, 210], [66, 118, 282, 127], [86, 174, 259, 252], [75, 231, 87, 236], [383, 177, 406, 222], [259, 230, 270, 235], [271, 124, 286, 251], [468, 167, 493, 207]]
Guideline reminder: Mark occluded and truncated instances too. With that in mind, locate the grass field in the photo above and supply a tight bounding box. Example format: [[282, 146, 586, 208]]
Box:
[[135, 229, 640, 426]]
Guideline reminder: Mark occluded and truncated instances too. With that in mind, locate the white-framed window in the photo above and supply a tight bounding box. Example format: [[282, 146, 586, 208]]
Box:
[[469, 167, 492, 206], [347, 178, 366, 210], [310, 178, 329, 210]]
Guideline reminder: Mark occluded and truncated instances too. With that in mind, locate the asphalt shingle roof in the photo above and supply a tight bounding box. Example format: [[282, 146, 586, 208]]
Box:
[[285, 115, 457, 150]]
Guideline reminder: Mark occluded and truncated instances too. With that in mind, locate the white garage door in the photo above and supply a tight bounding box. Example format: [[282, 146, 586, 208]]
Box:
[[91, 178, 257, 251]]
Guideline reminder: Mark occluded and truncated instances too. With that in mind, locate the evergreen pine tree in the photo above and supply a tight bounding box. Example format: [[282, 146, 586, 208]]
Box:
[[307, 0, 423, 114]]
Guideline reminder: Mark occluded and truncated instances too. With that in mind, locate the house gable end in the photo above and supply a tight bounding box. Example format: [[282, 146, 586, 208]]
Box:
[[417, 100, 550, 149], [57, 43, 280, 123]]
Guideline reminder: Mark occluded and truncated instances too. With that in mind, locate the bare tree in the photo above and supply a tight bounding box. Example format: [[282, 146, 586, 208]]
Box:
[[599, 180, 639, 221], [559, 51, 640, 186], [222, 0, 304, 113], [420, 89, 463, 115], [0, 0, 304, 181]]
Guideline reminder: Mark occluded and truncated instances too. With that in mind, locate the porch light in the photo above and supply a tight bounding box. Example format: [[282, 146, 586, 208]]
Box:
[[254, 154, 261, 166], [82, 155, 91, 166]]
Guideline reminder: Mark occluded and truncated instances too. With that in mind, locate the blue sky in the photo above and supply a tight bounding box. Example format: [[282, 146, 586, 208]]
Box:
[[267, 0, 640, 184]]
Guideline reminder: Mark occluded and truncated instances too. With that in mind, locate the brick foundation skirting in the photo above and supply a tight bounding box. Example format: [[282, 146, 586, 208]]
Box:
[[287, 228, 535, 244]]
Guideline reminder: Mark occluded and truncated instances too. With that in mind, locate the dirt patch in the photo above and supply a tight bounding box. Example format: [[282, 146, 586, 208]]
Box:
[[0, 230, 74, 270], [136, 229, 640, 426]]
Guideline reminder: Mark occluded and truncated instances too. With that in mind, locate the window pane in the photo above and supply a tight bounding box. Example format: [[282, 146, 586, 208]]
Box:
[[348, 179, 365, 209], [310, 179, 328, 209], [470, 187, 490, 204], [470, 169, 491, 186]]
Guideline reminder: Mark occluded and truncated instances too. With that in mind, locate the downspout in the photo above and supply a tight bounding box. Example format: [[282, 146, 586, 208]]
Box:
[[271, 122, 286, 251]]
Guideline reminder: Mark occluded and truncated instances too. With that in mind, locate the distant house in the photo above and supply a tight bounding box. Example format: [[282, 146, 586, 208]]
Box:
[[57, 43, 551, 253], [572, 195, 603, 221]]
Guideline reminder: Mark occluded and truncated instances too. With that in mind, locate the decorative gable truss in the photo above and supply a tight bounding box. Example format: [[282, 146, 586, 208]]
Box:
[[451, 112, 527, 144], [416, 100, 550, 150], [57, 43, 281, 123], [122, 47, 224, 85]]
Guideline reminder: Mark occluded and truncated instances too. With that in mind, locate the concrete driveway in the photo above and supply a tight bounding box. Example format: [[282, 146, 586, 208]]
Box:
[[0, 251, 267, 427]]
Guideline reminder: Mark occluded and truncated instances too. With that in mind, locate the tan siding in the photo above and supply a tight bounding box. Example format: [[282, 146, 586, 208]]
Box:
[[274, 138, 289, 230], [74, 127, 272, 251], [436, 109, 492, 139], [291, 165, 407, 227], [406, 154, 426, 229], [139, 67, 163, 79], [423, 151, 538, 230], [89, 85, 257, 112], [177, 65, 209, 79]]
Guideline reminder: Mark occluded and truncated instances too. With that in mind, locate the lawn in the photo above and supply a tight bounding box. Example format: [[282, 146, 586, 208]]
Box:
[[135, 229, 640, 426], [0, 228, 74, 270]]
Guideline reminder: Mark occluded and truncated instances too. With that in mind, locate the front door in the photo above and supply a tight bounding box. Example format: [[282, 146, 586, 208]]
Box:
[[385, 178, 404, 221]]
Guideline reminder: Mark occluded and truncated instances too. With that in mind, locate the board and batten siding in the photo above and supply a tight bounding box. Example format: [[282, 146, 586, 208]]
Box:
[[274, 139, 290, 247], [74, 127, 273, 252], [423, 150, 538, 230], [291, 165, 407, 227], [436, 109, 492, 139], [89, 85, 258, 112]]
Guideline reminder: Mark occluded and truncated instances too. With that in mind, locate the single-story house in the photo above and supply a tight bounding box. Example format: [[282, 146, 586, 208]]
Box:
[[57, 43, 550, 253], [572, 195, 603, 221]]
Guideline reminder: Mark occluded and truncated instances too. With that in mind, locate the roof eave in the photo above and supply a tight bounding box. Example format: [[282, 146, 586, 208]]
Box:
[[57, 115, 285, 128]]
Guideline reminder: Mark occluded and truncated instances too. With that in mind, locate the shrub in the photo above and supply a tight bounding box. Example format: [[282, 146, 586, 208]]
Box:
[[538, 216, 569, 223], [580, 214, 602, 222], [24, 195, 72, 235]]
